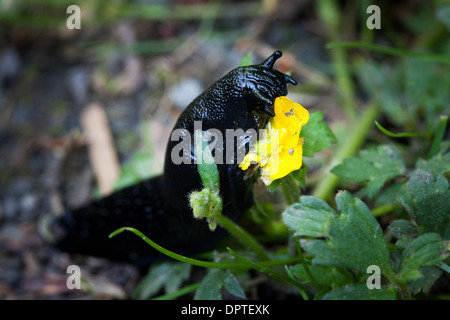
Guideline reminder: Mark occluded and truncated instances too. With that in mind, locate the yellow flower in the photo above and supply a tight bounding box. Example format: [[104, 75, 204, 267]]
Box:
[[239, 96, 309, 185]]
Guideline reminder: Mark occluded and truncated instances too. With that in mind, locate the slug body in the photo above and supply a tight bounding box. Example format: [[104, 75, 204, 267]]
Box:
[[53, 51, 296, 266]]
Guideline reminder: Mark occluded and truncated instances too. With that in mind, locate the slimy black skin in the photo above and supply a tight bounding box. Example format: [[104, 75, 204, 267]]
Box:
[[53, 51, 296, 266]]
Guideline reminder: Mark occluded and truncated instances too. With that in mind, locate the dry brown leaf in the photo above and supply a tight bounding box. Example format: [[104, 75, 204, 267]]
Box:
[[80, 102, 120, 196]]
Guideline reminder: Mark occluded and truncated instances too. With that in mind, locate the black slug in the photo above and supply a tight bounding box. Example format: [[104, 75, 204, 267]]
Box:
[[52, 51, 297, 266]]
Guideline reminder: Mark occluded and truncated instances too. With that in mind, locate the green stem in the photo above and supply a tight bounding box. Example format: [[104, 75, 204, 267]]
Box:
[[316, 0, 357, 119], [281, 174, 300, 205], [227, 247, 309, 300], [215, 214, 269, 260], [284, 266, 310, 299], [286, 174, 301, 203], [312, 102, 379, 200], [152, 282, 200, 300], [372, 203, 398, 217], [359, 0, 374, 44], [109, 227, 229, 268], [428, 115, 448, 159], [292, 235, 319, 289], [109, 227, 296, 269], [375, 121, 431, 138], [281, 181, 294, 205], [251, 195, 269, 221], [332, 47, 357, 119]]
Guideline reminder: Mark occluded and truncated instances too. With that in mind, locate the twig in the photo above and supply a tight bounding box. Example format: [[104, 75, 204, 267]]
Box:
[[80, 102, 120, 196]]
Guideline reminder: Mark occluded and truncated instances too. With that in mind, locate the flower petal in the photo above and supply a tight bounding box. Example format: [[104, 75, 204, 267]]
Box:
[[239, 96, 309, 185]]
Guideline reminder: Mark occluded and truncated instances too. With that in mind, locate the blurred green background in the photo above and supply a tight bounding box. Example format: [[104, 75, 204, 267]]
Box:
[[0, 0, 449, 299]]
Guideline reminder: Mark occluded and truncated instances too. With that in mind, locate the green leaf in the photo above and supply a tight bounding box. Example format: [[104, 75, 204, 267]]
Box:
[[400, 169, 450, 237], [407, 266, 443, 294], [395, 237, 414, 250], [397, 233, 449, 283], [300, 112, 336, 157], [113, 121, 158, 190], [322, 283, 397, 300], [375, 183, 407, 206], [190, 130, 223, 230], [194, 269, 245, 300], [355, 61, 407, 126], [113, 165, 142, 191], [291, 164, 307, 188], [226, 247, 309, 299], [239, 52, 253, 66], [437, 261, 450, 273], [403, 60, 450, 128], [290, 264, 353, 288], [331, 144, 406, 198], [194, 269, 223, 300], [282, 196, 337, 237], [133, 262, 192, 299], [194, 130, 221, 192], [389, 220, 420, 239], [356, 59, 450, 128], [299, 191, 395, 279], [416, 141, 450, 177], [114, 151, 155, 190], [222, 271, 246, 299]]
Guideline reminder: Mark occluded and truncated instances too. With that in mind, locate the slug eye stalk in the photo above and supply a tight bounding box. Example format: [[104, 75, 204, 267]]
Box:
[[261, 50, 282, 69], [260, 51, 297, 85]]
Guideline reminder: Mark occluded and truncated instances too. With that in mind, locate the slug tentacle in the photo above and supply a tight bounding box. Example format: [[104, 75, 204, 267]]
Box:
[[261, 50, 282, 69], [285, 74, 297, 85]]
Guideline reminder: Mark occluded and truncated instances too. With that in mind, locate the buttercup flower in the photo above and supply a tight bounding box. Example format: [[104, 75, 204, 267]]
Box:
[[239, 96, 309, 185]]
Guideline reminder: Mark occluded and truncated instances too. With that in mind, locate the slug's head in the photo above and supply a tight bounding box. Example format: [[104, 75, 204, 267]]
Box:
[[240, 50, 297, 117]]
